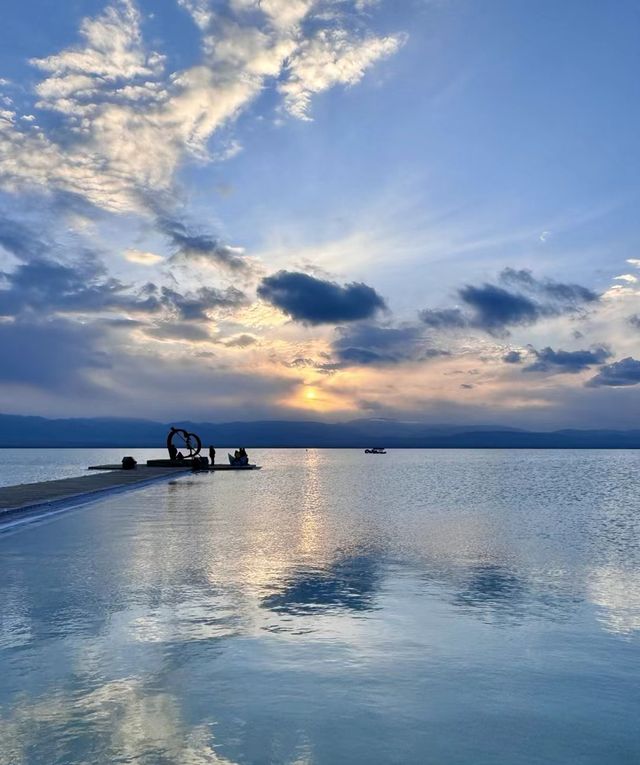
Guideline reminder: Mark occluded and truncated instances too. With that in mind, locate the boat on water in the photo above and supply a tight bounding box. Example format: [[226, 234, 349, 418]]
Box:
[[365, 447, 387, 454]]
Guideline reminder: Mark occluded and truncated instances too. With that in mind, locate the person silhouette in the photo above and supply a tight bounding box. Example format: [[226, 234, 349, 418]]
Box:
[[209, 446, 216, 465]]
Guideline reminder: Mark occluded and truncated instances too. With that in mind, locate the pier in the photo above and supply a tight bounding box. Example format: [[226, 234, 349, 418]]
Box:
[[0, 465, 189, 521], [0, 426, 260, 523]]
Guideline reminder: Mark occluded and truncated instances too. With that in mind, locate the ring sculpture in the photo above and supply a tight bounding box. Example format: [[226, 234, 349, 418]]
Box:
[[166, 427, 202, 460]]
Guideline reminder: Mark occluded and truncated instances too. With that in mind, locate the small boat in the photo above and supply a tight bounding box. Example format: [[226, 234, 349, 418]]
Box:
[[365, 448, 387, 454]]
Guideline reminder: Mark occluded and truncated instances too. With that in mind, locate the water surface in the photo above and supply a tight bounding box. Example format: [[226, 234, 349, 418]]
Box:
[[1, 449, 639, 764]]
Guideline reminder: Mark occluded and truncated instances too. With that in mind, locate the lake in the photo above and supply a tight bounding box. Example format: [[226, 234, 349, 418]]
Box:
[[1, 448, 639, 764]]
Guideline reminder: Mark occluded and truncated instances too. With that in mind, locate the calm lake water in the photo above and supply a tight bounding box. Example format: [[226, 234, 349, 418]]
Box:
[[1, 448, 640, 764]]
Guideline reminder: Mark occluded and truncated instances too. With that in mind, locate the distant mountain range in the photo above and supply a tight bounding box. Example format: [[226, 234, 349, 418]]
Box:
[[0, 413, 639, 448]]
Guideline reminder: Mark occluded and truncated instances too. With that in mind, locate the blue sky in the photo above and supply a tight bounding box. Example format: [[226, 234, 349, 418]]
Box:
[[0, 0, 639, 426]]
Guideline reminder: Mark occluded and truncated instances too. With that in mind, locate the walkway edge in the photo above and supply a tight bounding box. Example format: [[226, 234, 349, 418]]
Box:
[[0, 469, 191, 527]]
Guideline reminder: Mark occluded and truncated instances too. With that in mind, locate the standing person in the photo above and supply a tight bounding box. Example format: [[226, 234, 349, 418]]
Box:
[[209, 445, 216, 465]]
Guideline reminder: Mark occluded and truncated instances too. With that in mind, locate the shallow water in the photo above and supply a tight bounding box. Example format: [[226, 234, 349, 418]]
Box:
[[1, 449, 640, 764]]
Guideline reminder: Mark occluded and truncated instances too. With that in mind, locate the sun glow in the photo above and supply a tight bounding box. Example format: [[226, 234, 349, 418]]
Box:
[[281, 381, 356, 414]]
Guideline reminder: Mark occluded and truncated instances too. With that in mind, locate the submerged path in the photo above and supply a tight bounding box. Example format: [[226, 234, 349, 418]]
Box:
[[0, 466, 189, 521]]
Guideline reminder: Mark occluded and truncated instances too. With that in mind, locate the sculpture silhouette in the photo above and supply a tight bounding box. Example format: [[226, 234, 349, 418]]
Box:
[[166, 427, 202, 460]]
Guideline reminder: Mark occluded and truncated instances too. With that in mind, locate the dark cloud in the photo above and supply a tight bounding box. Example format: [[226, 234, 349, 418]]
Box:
[[628, 314, 640, 329], [258, 270, 386, 325], [0, 244, 243, 327], [419, 307, 467, 329], [0, 215, 48, 261], [331, 323, 449, 368], [0, 257, 161, 317], [586, 357, 640, 387], [0, 216, 164, 318], [419, 269, 599, 336], [459, 283, 540, 332], [159, 285, 246, 321], [499, 268, 598, 304], [0, 214, 247, 350], [0, 319, 108, 389], [158, 215, 249, 273], [503, 350, 523, 364], [523, 346, 611, 374]]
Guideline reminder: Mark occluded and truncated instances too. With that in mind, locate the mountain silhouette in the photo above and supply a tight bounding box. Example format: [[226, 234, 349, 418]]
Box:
[[0, 414, 639, 448]]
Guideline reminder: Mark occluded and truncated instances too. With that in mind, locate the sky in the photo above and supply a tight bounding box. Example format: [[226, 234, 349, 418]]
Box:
[[0, 0, 639, 428]]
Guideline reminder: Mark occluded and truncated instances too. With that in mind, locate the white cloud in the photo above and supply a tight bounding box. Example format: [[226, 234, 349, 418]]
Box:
[[178, 0, 215, 30], [263, 0, 316, 28], [0, 0, 403, 215], [123, 248, 164, 265], [279, 28, 405, 119], [31, 0, 163, 85]]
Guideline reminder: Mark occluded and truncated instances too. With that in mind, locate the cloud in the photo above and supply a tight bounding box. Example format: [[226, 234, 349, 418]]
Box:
[[282, 356, 318, 369], [143, 322, 212, 343], [223, 333, 259, 347], [230, 0, 315, 30], [123, 249, 164, 265], [500, 267, 598, 304], [158, 215, 250, 273], [503, 350, 523, 364], [0, 214, 247, 326], [0, 215, 48, 261], [330, 322, 449, 367], [178, 0, 215, 30], [31, 0, 162, 85], [0, 0, 403, 216], [159, 285, 246, 321], [279, 28, 404, 119], [0, 319, 108, 389], [586, 357, 640, 388], [458, 283, 540, 332], [419, 307, 467, 329], [0, 254, 161, 318], [419, 268, 599, 336], [257, 270, 386, 324], [523, 346, 612, 374], [0, 1, 169, 213]]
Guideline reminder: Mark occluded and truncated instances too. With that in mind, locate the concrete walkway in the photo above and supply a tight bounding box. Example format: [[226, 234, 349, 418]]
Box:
[[0, 466, 189, 520]]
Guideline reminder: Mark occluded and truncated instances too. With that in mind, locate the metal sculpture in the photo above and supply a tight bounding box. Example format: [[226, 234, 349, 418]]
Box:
[[166, 426, 202, 460]]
